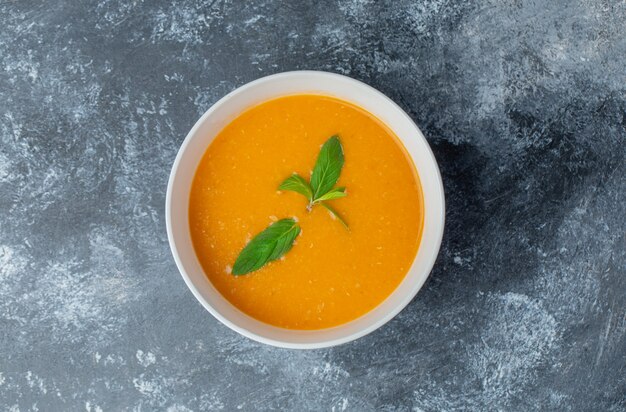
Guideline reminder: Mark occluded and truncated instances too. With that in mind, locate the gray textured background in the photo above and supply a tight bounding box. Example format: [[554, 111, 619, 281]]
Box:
[[1, 1, 625, 411]]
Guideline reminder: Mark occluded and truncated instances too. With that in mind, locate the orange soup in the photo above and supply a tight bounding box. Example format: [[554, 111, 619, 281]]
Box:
[[189, 94, 423, 329]]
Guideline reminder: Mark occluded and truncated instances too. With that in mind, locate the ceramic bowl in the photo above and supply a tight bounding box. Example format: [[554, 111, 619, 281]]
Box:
[[166, 71, 445, 349]]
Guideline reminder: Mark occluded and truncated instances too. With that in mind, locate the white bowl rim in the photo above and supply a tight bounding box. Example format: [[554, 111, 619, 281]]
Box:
[[166, 70, 445, 349]]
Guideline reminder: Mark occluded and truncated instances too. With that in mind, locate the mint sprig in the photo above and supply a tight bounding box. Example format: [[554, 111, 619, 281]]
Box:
[[278, 135, 348, 228]]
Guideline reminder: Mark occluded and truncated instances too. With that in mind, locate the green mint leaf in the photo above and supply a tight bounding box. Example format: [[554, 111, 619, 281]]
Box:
[[320, 203, 349, 230], [311, 136, 344, 200], [232, 218, 301, 275], [278, 174, 313, 201], [314, 187, 347, 203]]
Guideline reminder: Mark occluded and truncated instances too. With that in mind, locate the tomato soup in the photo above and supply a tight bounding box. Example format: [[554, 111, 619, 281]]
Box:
[[189, 94, 423, 329]]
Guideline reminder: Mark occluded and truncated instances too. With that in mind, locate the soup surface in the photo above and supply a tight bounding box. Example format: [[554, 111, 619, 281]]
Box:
[[189, 94, 423, 329]]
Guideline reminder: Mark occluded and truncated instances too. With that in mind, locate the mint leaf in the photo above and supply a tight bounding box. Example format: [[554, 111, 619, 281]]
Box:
[[232, 218, 301, 275], [278, 174, 313, 201], [320, 203, 349, 230], [314, 187, 346, 203], [311, 136, 344, 200]]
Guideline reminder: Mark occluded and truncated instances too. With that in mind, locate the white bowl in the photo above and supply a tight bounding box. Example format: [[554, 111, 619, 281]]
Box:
[[166, 71, 445, 349]]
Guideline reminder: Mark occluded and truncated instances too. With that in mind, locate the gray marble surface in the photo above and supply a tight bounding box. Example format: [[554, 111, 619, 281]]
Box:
[[1, 1, 625, 411]]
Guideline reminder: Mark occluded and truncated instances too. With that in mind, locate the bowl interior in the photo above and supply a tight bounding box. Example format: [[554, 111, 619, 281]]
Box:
[[166, 71, 445, 348]]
